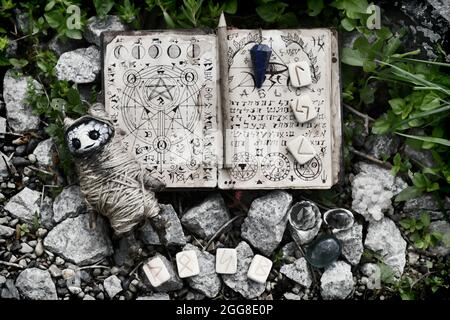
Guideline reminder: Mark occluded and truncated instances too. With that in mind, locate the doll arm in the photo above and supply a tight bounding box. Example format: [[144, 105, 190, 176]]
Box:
[[141, 169, 166, 192]]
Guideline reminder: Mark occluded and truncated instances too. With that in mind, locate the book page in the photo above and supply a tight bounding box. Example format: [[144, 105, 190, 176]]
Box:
[[219, 29, 334, 189], [103, 31, 220, 188]]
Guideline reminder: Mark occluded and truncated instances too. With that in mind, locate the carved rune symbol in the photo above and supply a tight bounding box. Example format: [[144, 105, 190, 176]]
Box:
[[295, 100, 310, 119], [298, 138, 314, 155], [179, 254, 193, 273], [294, 65, 305, 86]]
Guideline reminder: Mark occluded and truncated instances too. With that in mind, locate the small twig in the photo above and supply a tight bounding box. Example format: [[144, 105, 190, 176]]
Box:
[[28, 166, 54, 176], [349, 146, 392, 169], [344, 103, 375, 134], [204, 215, 245, 251], [411, 271, 436, 289], [0, 260, 24, 269], [78, 265, 110, 271], [130, 261, 144, 277]]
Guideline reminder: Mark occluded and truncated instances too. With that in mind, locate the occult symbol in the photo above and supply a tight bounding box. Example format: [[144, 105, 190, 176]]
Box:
[[153, 136, 171, 154], [294, 156, 322, 181], [181, 69, 198, 86], [229, 152, 258, 181], [261, 152, 290, 181], [167, 44, 181, 58], [123, 70, 140, 88], [148, 44, 161, 59], [132, 45, 145, 59], [187, 43, 200, 58], [295, 101, 309, 118], [114, 45, 128, 60]]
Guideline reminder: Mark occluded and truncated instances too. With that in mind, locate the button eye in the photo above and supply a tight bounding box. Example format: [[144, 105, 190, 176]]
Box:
[[89, 130, 100, 140], [72, 138, 81, 150]]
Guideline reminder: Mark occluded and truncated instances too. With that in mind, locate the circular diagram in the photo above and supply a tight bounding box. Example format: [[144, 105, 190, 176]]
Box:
[[229, 152, 258, 181], [261, 152, 291, 181], [120, 65, 203, 148], [167, 44, 181, 58], [294, 156, 322, 181]]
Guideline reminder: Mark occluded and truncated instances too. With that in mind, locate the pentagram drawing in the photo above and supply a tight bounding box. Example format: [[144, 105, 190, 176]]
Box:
[[104, 32, 219, 188], [261, 152, 291, 181], [294, 156, 322, 181], [229, 152, 258, 181]]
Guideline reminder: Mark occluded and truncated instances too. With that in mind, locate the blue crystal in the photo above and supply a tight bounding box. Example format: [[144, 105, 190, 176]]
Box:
[[250, 44, 272, 88], [305, 235, 342, 268]]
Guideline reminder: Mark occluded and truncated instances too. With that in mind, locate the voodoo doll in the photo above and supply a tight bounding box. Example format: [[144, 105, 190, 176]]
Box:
[[64, 105, 165, 235]]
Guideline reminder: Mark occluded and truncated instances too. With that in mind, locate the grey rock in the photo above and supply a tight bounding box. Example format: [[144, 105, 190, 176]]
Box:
[[183, 244, 221, 298], [32, 138, 56, 168], [55, 46, 101, 83], [104, 275, 122, 299], [241, 191, 292, 255], [16, 268, 57, 300], [4, 187, 41, 224], [0, 225, 15, 238], [113, 233, 140, 267], [280, 257, 312, 288], [40, 196, 55, 229], [404, 144, 437, 168], [351, 162, 407, 222], [335, 223, 364, 265], [284, 292, 301, 300], [222, 241, 265, 299], [181, 194, 231, 239], [145, 254, 183, 292], [428, 220, 450, 256], [139, 221, 161, 245], [19, 243, 34, 254], [48, 36, 83, 56], [0, 151, 11, 178], [365, 217, 407, 277], [0, 117, 6, 138], [320, 261, 354, 300], [0, 275, 5, 286], [48, 265, 62, 278], [3, 70, 40, 132], [360, 263, 381, 290], [427, 0, 450, 22], [15, 9, 30, 34], [44, 214, 113, 266], [403, 194, 450, 221], [84, 16, 128, 47], [83, 295, 96, 300], [136, 293, 170, 300], [364, 134, 400, 160], [1, 279, 20, 299], [52, 185, 86, 223], [281, 242, 297, 261], [151, 204, 186, 246]]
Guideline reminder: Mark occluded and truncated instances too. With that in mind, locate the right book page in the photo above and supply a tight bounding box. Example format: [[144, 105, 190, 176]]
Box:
[[219, 28, 340, 189]]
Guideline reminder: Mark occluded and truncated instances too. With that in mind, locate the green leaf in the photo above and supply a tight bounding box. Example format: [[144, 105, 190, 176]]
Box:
[[162, 10, 176, 28], [395, 186, 423, 202], [341, 17, 356, 31], [420, 92, 441, 111], [65, 28, 82, 40], [389, 98, 406, 115], [341, 47, 364, 66], [93, 0, 114, 18], [9, 58, 28, 68], [420, 212, 430, 228], [307, 0, 324, 16], [360, 85, 375, 105], [224, 0, 237, 14], [45, 1, 56, 11], [395, 132, 450, 147], [44, 11, 62, 29], [256, 2, 287, 23]]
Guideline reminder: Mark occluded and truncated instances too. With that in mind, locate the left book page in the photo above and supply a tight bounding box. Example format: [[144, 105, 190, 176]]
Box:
[[102, 30, 220, 188]]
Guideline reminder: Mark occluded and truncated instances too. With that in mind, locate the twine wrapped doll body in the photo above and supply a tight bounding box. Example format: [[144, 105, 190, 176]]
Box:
[[64, 112, 164, 236]]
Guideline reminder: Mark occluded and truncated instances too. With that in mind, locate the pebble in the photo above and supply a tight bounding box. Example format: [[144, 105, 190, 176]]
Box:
[[27, 154, 37, 163], [36, 228, 48, 238], [19, 243, 34, 254], [55, 257, 65, 266], [48, 265, 62, 278], [35, 239, 44, 257]]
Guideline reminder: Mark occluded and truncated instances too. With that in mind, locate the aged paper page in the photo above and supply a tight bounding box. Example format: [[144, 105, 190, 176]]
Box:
[[219, 29, 333, 189], [103, 31, 220, 188]]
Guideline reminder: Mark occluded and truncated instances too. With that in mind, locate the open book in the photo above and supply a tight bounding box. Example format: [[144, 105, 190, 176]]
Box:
[[102, 24, 342, 189]]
